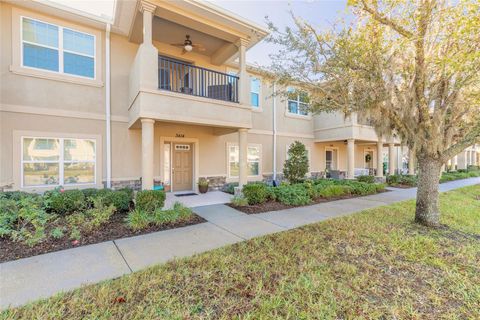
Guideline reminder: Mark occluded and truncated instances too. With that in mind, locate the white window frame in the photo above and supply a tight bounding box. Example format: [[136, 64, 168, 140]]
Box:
[[227, 143, 262, 179], [20, 16, 96, 80], [286, 87, 309, 117], [21, 136, 97, 188], [250, 76, 261, 109]]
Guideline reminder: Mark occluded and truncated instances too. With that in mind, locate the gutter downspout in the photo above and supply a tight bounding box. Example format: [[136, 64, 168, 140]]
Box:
[[105, 24, 112, 189], [272, 82, 277, 182]]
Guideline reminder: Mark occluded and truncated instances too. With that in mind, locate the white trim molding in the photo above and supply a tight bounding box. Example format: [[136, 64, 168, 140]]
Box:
[[0, 104, 129, 123]]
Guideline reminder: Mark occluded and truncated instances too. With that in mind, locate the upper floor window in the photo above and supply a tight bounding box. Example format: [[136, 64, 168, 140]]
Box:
[[22, 17, 95, 79], [287, 87, 309, 116], [251, 77, 261, 108]]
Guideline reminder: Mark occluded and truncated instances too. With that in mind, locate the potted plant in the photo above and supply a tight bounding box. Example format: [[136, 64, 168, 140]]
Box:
[[198, 178, 209, 194]]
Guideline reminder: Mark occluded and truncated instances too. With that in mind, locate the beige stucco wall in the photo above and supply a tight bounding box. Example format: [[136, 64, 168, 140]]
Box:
[[0, 4, 106, 115], [0, 2, 405, 191]]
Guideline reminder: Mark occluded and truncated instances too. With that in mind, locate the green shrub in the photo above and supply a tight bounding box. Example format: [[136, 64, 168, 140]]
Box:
[[231, 196, 249, 206], [318, 185, 351, 198], [118, 187, 134, 201], [312, 179, 335, 187], [242, 183, 269, 205], [375, 183, 386, 192], [125, 208, 151, 231], [6, 197, 52, 246], [467, 165, 479, 171], [126, 202, 193, 230], [223, 183, 239, 195], [50, 227, 65, 239], [43, 189, 85, 215], [357, 175, 375, 183], [0, 198, 20, 237], [273, 184, 311, 206], [153, 202, 193, 224], [283, 141, 309, 183], [97, 189, 132, 212], [338, 181, 378, 195], [387, 174, 417, 186], [81, 188, 99, 199], [1, 191, 38, 201], [135, 190, 166, 213], [83, 198, 116, 230], [439, 170, 479, 182], [386, 175, 400, 185]]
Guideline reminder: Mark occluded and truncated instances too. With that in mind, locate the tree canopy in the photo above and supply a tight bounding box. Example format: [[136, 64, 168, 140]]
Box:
[[267, 0, 480, 226]]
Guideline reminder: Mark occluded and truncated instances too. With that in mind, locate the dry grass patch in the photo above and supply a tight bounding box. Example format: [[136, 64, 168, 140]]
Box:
[[2, 185, 479, 320]]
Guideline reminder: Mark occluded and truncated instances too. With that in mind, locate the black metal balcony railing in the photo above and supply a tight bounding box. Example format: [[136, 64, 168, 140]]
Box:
[[158, 56, 239, 103]]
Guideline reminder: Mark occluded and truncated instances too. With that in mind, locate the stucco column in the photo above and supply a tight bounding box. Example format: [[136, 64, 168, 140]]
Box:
[[140, 1, 155, 46], [388, 143, 396, 175], [474, 151, 478, 166], [376, 139, 383, 177], [238, 128, 248, 188], [347, 139, 355, 179], [237, 38, 249, 105], [408, 148, 415, 175], [457, 151, 467, 170], [141, 118, 155, 190], [135, 1, 158, 90]]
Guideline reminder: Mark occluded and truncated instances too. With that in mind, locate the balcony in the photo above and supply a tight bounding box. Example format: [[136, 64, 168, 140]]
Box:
[[158, 56, 239, 103], [126, 0, 269, 130], [313, 112, 379, 142]]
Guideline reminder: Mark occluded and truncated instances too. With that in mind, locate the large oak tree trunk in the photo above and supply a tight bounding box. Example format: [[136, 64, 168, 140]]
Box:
[[415, 157, 442, 227]]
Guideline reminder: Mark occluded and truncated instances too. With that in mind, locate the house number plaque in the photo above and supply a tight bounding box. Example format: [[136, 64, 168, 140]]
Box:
[[175, 133, 185, 138]]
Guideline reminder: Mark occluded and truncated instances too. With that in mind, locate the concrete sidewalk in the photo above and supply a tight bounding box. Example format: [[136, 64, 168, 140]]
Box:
[[1, 177, 479, 309]]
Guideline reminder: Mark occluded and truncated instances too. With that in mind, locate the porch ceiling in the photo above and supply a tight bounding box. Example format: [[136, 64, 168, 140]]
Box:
[[128, 0, 268, 65]]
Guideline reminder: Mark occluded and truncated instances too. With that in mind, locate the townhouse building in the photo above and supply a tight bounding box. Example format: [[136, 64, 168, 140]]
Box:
[[1, 0, 477, 193]]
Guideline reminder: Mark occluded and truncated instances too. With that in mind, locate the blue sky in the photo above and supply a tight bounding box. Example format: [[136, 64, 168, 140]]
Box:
[[51, 0, 349, 66], [212, 0, 349, 66]]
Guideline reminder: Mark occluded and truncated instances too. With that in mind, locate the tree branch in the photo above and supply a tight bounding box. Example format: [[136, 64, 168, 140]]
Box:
[[442, 121, 480, 161], [359, 0, 413, 38]]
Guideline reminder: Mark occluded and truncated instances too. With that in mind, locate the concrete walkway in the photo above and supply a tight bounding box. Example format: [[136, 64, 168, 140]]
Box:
[[164, 191, 232, 210], [1, 177, 478, 309]]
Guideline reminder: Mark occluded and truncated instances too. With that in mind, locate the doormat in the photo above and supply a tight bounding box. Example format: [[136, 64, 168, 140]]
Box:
[[175, 193, 198, 197]]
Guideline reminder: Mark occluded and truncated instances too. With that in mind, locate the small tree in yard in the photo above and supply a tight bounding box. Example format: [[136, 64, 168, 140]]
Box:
[[284, 141, 309, 183], [267, 0, 480, 227]]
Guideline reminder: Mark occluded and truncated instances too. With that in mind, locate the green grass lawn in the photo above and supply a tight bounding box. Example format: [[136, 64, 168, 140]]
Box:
[[3, 185, 480, 320]]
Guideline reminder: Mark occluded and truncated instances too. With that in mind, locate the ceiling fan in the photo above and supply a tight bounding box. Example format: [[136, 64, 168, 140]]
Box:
[[170, 35, 206, 54]]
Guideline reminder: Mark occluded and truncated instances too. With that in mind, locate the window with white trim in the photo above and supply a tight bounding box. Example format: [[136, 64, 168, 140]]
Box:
[[228, 144, 261, 178], [22, 137, 96, 187], [250, 77, 261, 108], [287, 87, 309, 116], [21, 17, 95, 79]]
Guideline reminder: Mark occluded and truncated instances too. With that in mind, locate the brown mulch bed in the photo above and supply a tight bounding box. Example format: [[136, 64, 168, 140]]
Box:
[[229, 193, 381, 214], [0, 213, 206, 263]]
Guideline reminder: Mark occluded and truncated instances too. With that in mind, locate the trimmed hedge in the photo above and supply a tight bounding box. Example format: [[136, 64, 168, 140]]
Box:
[[317, 185, 352, 198], [242, 183, 269, 205], [387, 174, 417, 187], [135, 190, 166, 213], [43, 189, 85, 215], [357, 175, 375, 184], [97, 189, 132, 212], [440, 170, 480, 182], [273, 184, 312, 206]]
